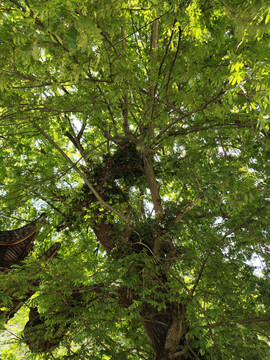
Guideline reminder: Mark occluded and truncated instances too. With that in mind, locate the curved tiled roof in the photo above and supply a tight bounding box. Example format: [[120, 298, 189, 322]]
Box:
[[0, 214, 46, 269]]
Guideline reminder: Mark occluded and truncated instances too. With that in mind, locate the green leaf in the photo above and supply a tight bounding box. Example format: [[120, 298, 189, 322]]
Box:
[[64, 27, 78, 50]]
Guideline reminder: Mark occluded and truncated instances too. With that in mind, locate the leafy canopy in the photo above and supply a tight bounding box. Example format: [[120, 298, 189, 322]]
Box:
[[0, 0, 270, 359]]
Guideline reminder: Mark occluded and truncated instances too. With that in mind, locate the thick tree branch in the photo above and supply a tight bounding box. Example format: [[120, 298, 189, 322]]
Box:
[[65, 131, 86, 159], [143, 150, 164, 217], [33, 123, 129, 224]]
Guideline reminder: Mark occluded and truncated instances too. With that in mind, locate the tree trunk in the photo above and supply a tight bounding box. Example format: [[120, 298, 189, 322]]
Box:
[[142, 303, 184, 359]]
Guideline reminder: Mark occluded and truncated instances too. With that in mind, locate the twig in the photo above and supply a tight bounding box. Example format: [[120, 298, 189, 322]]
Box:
[[251, 118, 270, 150], [156, 89, 226, 139], [191, 202, 270, 296]]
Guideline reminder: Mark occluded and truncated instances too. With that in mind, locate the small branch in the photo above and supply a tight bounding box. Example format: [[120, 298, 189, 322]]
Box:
[[121, 26, 129, 136], [130, 11, 148, 75], [146, 16, 159, 137], [121, 95, 129, 135], [110, 12, 169, 49], [191, 203, 270, 296], [77, 119, 86, 141], [173, 350, 186, 358], [133, 242, 154, 256], [94, 82, 118, 135], [251, 118, 270, 150], [156, 89, 226, 140], [157, 19, 176, 79], [202, 316, 270, 329], [139, 88, 185, 115], [173, 193, 204, 223], [186, 340, 200, 360], [9, 0, 44, 27], [32, 191, 68, 220], [165, 122, 248, 139], [250, 328, 270, 341], [101, 31, 119, 55], [165, 26, 182, 98]]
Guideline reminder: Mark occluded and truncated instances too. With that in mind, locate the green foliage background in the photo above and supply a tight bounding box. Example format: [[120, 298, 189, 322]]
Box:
[[0, 0, 269, 359]]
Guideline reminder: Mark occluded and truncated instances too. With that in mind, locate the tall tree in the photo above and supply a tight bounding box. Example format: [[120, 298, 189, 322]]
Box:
[[0, 0, 269, 359]]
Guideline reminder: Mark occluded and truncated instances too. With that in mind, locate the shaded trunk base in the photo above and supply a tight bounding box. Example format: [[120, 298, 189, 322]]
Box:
[[142, 302, 206, 360]]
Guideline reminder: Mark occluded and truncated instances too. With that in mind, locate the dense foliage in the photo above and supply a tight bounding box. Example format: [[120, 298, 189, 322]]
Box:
[[0, 0, 270, 359]]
